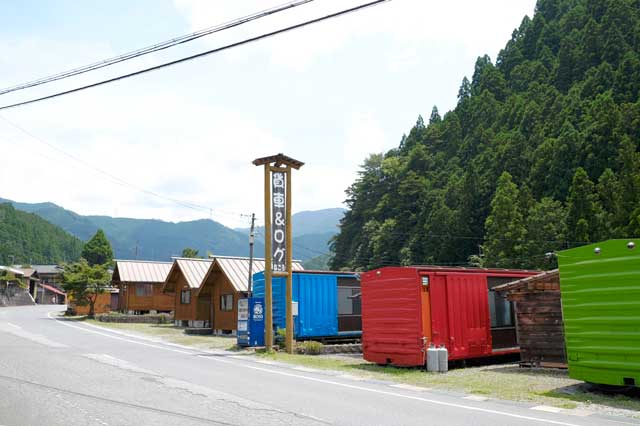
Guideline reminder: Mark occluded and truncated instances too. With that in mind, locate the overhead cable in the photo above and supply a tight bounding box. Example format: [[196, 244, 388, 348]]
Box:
[[0, 0, 314, 96], [0, 0, 390, 111]]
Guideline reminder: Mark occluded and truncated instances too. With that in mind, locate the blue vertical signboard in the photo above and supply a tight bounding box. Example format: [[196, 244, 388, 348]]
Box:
[[237, 297, 265, 347]]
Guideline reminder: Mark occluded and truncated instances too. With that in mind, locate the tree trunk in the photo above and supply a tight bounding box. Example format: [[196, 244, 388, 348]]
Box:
[[88, 294, 97, 318]]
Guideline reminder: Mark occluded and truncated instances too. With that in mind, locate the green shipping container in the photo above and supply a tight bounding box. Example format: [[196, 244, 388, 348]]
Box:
[[558, 239, 640, 387]]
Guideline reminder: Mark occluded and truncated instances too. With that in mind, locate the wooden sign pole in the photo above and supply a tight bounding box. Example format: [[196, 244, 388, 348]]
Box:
[[263, 164, 273, 351], [285, 165, 293, 354], [253, 154, 304, 354]]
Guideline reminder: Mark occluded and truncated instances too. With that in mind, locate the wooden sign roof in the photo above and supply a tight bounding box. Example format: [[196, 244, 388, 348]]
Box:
[[252, 153, 304, 169]]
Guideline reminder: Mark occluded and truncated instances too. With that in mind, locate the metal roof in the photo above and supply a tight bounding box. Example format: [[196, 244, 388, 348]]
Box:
[[32, 265, 64, 275], [493, 269, 559, 292], [39, 283, 66, 296], [113, 260, 173, 283], [173, 258, 214, 289], [213, 256, 304, 292], [16, 267, 36, 278], [0, 266, 24, 276]]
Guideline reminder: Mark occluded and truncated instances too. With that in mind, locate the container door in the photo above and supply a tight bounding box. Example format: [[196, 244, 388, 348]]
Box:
[[296, 274, 338, 338], [419, 275, 433, 346], [444, 274, 492, 359], [361, 268, 424, 366]]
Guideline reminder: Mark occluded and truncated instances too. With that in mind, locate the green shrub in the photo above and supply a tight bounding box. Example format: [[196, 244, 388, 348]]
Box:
[[296, 341, 324, 355], [275, 328, 286, 346]]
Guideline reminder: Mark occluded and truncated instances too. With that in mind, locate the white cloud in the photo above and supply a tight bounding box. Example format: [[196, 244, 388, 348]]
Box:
[[0, 0, 537, 229]]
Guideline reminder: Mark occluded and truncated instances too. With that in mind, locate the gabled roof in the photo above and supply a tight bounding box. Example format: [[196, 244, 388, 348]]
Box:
[[16, 267, 37, 278], [211, 256, 304, 293], [39, 283, 66, 296], [0, 266, 24, 277], [32, 265, 63, 275], [167, 258, 213, 289], [252, 153, 304, 169], [113, 260, 173, 283], [493, 269, 559, 292]]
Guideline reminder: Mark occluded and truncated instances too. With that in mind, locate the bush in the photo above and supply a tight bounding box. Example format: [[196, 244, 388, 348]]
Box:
[[95, 313, 173, 324], [295, 341, 324, 355], [275, 328, 286, 346]]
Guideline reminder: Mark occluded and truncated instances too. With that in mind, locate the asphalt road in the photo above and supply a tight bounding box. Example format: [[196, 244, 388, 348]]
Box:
[[0, 306, 637, 426]]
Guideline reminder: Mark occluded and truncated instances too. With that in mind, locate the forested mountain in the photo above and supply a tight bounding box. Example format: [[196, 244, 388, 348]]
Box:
[[0, 203, 83, 264], [331, 0, 640, 271], [2, 198, 342, 263]]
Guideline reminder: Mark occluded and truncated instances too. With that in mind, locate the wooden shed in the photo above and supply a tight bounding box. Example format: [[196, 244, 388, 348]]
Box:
[[199, 256, 304, 335], [68, 288, 119, 315], [163, 258, 214, 328], [494, 270, 566, 367], [112, 260, 174, 314]]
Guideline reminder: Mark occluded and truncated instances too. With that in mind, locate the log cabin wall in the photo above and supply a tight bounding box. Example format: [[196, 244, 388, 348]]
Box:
[[501, 272, 567, 366]]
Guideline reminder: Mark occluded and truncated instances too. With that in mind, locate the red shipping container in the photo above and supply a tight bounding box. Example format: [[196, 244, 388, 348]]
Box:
[[361, 266, 537, 367]]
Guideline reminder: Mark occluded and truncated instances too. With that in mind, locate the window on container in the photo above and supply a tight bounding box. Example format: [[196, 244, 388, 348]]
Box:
[[338, 287, 361, 315], [135, 283, 153, 297], [488, 290, 514, 328], [221, 294, 233, 311], [180, 289, 191, 304]]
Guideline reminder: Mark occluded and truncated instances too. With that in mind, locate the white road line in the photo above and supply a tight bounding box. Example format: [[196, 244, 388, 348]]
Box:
[[6, 322, 21, 329], [464, 395, 489, 402], [48, 312, 582, 426], [47, 312, 193, 355], [199, 357, 584, 426], [337, 374, 366, 381], [292, 366, 320, 373], [531, 405, 564, 413], [390, 384, 431, 392]]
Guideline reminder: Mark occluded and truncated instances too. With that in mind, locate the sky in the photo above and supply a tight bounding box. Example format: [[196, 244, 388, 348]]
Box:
[[0, 0, 537, 229]]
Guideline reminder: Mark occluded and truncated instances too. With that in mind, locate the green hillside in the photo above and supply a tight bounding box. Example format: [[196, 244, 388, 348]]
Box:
[[331, 0, 640, 271], [2, 199, 342, 262], [0, 203, 83, 264]]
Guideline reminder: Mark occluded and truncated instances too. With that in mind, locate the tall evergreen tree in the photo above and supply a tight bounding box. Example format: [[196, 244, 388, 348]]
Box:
[[81, 229, 114, 266], [565, 167, 603, 243], [483, 172, 526, 267]]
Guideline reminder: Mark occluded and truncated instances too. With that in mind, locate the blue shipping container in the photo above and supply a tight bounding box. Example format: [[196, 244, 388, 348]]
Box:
[[253, 271, 358, 338]]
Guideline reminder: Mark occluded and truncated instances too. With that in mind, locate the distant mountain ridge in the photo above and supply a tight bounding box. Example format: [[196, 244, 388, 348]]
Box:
[[1, 198, 343, 265]]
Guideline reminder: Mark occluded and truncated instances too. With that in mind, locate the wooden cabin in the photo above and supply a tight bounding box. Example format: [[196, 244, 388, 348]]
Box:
[[163, 258, 214, 328], [200, 256, 304, 335], [494, 270, 566, 367], [68, 288, 119, 315], [112, 260, 174, 314]]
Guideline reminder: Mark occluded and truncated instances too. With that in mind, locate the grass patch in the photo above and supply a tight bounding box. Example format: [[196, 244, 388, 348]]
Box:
[[544, 386, 640, 412], [86, 320, 237, 350], [256, 352, 640, 415]]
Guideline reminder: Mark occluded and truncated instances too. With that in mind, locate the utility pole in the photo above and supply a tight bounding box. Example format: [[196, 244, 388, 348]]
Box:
[[135, 241, 139, 259], [247, 213, 256, 295]]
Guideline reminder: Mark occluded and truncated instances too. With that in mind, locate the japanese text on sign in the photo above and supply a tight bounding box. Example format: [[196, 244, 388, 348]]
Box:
[[272, 171, 286, 272]]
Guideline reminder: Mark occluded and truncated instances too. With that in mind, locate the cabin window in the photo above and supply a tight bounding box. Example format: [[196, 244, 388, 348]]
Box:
[[338, 287, 361, 315], [180, 289, 191, 304], [220, 294, 233, 311], [135, 283, 153, 297], [488, 290, 514, 328]]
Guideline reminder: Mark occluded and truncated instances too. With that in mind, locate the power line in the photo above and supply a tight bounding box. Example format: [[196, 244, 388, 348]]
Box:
[[0, 0, 314, 97], [0, 114, 250, 219], [0, 0, 390, 111]]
